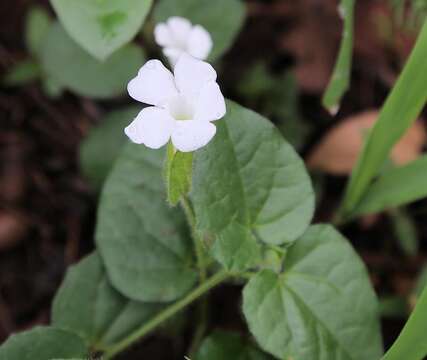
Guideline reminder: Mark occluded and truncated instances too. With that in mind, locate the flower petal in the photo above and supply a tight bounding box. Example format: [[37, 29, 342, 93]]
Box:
[[163, 47, 183, 67], [154, 23, 174, 47], [167, 17, 192, 45], [171, 120, 216, 152], [187, 25, 213, 60], [174, 54, 217, 98], [127, 60, 178, 106], [124, 107, 174, 149], [194, 81, 226, 122]]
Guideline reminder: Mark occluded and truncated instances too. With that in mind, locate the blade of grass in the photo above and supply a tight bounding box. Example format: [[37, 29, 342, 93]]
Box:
[[339, 19, 427, 219], [351, 155, 427, 216], [381, 286, 427, 360], [322, 0, 355, 112]]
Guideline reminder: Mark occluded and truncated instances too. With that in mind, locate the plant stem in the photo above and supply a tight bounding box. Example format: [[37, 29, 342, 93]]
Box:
[[180, 195, 210, 355], [180, 195, 207, 282], [103, 270, 230, 360]]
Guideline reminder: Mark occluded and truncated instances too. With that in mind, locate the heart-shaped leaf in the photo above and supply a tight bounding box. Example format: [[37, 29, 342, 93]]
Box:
[[191, 101, 314, 271], [41, 23, 145, 99], [52, 252, 164, 348], [50, 0, 152, 60], [153, 0, 246, 61], [96, 144, 198, 302], [0, 326, 87, 359], [243, 224, 383, 360]]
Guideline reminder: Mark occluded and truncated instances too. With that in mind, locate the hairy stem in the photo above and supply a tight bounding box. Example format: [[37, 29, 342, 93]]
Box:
[[180, 195, 207, 282], [103, 271, 230, 359], [180, 195, 210, 355]]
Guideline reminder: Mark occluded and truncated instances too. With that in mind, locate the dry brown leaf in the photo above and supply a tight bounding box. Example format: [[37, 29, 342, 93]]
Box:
[[307, 110, 426, 175]]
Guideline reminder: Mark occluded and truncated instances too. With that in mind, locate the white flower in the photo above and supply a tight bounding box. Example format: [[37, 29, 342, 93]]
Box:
[[125, 54, 226, 152], [154, 16, 213, 66]]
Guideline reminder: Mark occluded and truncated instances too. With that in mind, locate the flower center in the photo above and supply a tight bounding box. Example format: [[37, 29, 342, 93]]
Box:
[[168, 95, 194, 121]]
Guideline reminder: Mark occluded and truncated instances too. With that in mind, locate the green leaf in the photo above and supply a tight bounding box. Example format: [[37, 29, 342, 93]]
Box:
[[80, 106, 140, 189], [153, 0, 246, 61], [96, 144, 198, 302], [3, 60, 41, 86], [25, 6, 52, 57], [322, 0, 355, 111], [52, 252, 164, 348], [50, 0, 152, 60], [390, 209, 418, 256], [242, 224, 383, 360], [41, 23, 145, 99], [0, 326, 87, 359], [382, 286, 427, 360], [340, 20, 427, 217], [352, 155, 427, 216], [196, 330, 272, 360], [191, 101, 314, 271], [211, 220, 261, 272], [164, 143, 193, 206]]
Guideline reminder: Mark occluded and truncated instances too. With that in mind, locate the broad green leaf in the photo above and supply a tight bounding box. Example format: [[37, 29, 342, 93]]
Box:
[[80, 106, 140, 189], [52, 252, 164, 348], [0, 326, 87, 359], [3, 60, 41, 86], [50, 0, 152, 60], [41, 23, 144, 99], [382, 286, 427, 360], [153, 0, 246, 61], [340, 20, 427, 217], [352, 155, 427, 216], [164, 143, 193, 206], [96, 144, 198, 302], [210, 220, 262, 272], [196, 330, 272, 360], [390, 209, 418, 256], [191, 101, 314, 271], [322, 0, 355, 111], [243, 224, 383, 360], [26, 6, 51, 57]]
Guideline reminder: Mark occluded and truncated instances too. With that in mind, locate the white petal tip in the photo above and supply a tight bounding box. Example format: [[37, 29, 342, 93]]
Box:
[[124, 124, 143, 144]]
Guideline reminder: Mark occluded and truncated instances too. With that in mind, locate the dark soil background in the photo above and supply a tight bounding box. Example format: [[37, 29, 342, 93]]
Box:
[[1, 0, 426, 358]]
